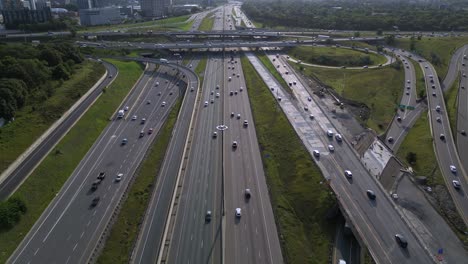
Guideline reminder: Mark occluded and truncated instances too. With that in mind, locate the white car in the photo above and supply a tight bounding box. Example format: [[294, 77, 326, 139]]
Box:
[[240, 87, 244, 92], [204, 101, 208, 107], [328, 145, 335, 152], [453, 180, 461, 189], [232, 141, 238, 148], [344, 170, 353, 178], [335, 134, 343, 142], [213, 131, 218, 138], [407, 80, 410, 83], [450, 165, 457, 173], [235, 208, 241, 218], [313, 150, 320, 157], [131, 115, 137, 121], [155, 82, 159, 86], [161, 101, 166, 107], [243, 120, 248, 127], [216, 93, 220, 98], [190, 87, 194, 92], [237, 114, 241, 119], [309, 114, 315, 120], [115, 173, 123, 182], [327, 130, 334, 137], [124, 106, 129, 111], [435, 105, 441, 112]]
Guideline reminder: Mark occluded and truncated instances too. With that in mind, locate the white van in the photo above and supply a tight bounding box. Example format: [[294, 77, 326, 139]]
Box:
[[117, 110, 124, 118]]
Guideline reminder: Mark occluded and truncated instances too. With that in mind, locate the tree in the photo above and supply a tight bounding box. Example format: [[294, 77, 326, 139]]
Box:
[[377, 29, 383, 36], [40, 48, 63, 67], [384, 35, 395, 45], [52, 64, 71, 80], [354, 31, 361, 37], [406, 152, 417, 165]]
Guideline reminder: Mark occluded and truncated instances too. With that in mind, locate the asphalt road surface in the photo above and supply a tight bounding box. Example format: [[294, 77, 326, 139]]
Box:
[[130, 58, 200, 264], [385, 52, 424, 151], [456, 48, 468, 189], [248, 51, 434, 263], [8, 64, 184, 264], [0, 61, 117, 200]]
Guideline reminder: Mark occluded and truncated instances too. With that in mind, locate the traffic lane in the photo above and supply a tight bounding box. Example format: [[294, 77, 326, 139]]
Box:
[[8, 64, 156, 263], [225, 55, 283, 264], [0, 61, 118, 199], [9, 67, 177, 264], [443, 45, 467, 90], [264, 56, 433, 263], [457, 50, 468, 180], [130, 65, 199, 264], [167, 57, 223, 264], [422, 65, 468, 224], [386, 106, 424, 151]]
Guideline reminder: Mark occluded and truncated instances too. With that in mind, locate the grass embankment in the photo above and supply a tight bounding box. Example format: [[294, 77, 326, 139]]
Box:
[[0, 60, 143, 263], [288, 46, 387, 67], [97, 99, 182, 263], [241, 56, 335, 263], [194, 56, 207, 85], [445, 75, 460, 135], [0, 61, 105, 174], [397, 114, 444, 185], [295, 65, 404, 133], [198, 13, 215, 31], [256, 52, 291, 94], [394, 36, 468, 79], [409, 58, 426, 97], [82, 15, 193, 33]]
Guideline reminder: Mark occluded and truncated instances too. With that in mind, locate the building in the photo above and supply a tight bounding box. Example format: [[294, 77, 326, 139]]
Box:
[[79, 7, 122, 26], [1, 0, 23, 10], [76, 0, 98, 10], [2, 7, 52, 27], [141, 0, 171, 18]]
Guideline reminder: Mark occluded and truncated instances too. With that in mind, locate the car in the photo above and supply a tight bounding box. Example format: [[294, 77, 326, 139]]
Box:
[[161, 101, 166, 107], [235, 208, 241, 217], [406, 91, 410, 95], [230, 91, 234, 96], [328, 144, 335, 152], [388, 137, 394, 143], [240, 87, 244, 92], [169, 92, 173, 95], [97, 172, 106, 180], [216, 85, 220, 89], [395, 234, 408, 248], [406, 86, 410, 90], [213, 131, 218, 138], [432, 92, 436, 97], [210, 99, 214, 104], [307, 97, 312, 102], [155, 82, 159, 86], [366, 190, 376, 200], [205, 211, 212, 222], [396, 116, 402, 122], [293, 81, 297, 85], [363, 65, 368, 69], [435, 105, 441, 112], [228, 77, 232, 81], [245, 189, 251, 199], [232, 141, 238, 148], [237, 74, 240, 78], [407, 80, 410, 83], [190, 87, 194, 92], [115, 173, 123, 182], [243, 120, 248, 127], [108, 75, 113, 79], [121, 138, 128, 145], [453, 180, 461, 190], [132, 115, 137, 121], [304, 106, 309, 111], [436, 117, 441, 122], [158, 92, 162, 96], [148, 128, 154, 134], [450, 165, 457, 173], [278, 97, 282, 101], [140, 130, 144, 137], [285, 71, 289, 74], [440, 134, 445, 140], [216, 93, 220, 98], [461, 130, 466, 135], [335, 134, 343, 142], [231, 112, 235, 117], [326, 130, 334, 137], [432, 85, 436, 89], [344, 170, 353, 178], [91, 197, 100, 207], [146, 100, 151, 105], [309, 114, 315, 120], [313, 150, 320, 157], [234, 91, 238, 95], [211, 90, 214, 95], [406, 66, 409, 69], [204, 101, 208, 107], [237, 114, 241, 119], [91, 180, 101, 191], [425, 65, 428, 69], [124, 106, 129, 111], [141, 118, 146, 124]]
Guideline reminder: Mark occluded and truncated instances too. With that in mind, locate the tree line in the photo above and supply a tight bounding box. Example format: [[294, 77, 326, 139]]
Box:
[[241, 0, 468, 31], [0, 42, 84, 121]]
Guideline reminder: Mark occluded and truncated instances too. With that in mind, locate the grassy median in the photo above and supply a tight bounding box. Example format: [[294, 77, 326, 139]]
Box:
[[0, 60, 143, 263], [97, 99, 182, 264], [295, 65, 404, 133], [241, 56, 335, 263], [198, 13, 215, 31], [445, 75, 460, 135], [195, 56, 207, 86], [409, 58, 427, 98], [0, 61, 105, 174]]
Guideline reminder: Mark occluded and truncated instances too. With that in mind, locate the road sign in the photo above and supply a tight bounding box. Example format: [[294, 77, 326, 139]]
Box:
[[396, 104, 415, 110]]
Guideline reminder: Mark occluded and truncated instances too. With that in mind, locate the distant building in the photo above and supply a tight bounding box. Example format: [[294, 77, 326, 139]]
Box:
[[141, 0, 171, 18], [2, 7, 51, 27], [1, 0, 23, 10], [76, 0, 98, 10], [79, 7, 122, 25]]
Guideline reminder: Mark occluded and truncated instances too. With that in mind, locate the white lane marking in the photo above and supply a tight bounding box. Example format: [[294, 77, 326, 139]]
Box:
[[201, 240, 204, 249], [256, 227, 258, 235], [86, 220, 91, 227], [65, 256, 71, 264], [93, 210, 97, 216], [33, 248, 39, 256], [72, 243, 78, 252], [191, 234, 193, 241], [66, 234, 71, 241], [103, 193, 107, 199], [107, 185, 111, 190], [80, 231, 85, 239]]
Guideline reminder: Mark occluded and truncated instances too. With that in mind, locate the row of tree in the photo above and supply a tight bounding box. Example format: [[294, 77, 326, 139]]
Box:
[[0, 197, 26, 231], [0, 43, 84, 120], [241, 0, 468, 31]]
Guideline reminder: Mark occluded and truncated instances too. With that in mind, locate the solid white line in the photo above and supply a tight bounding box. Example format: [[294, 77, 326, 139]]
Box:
[[73, 243, 78, 252], [33, 248, 39, 256], [80, 231, 85, 239]]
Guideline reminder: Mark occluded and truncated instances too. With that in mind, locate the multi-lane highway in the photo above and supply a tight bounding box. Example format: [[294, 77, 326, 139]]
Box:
[[247, 50, 434, 263], [8, 64, 185, 264], [385, 53, 424, 151], [0, 61, 117, 200], [456, 48, 468, 180]]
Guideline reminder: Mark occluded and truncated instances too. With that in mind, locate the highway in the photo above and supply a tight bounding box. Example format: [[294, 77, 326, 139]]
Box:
[[130, 57, 200, 263], [398, 51, 468, 225], [385, 52, 424, 151], [442, 44, 468, 91], [457, 48, 468, 184], [8, 63, 185, 264], [0, 61, 117, 200], [246, 50, 434, 263]]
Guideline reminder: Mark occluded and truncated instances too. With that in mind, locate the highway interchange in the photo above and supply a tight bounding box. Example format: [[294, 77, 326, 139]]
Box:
[[2, 2, 468, 264]]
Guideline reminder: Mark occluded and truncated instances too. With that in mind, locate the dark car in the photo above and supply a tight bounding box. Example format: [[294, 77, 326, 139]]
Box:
[[245, 189, 251, 199], [91, 179, 101, 191], [205, 211, 212, 222], [91, 197, 100, 207], [97, 172, 106, 180], [366, 190, 376, 200], [395, 234, 408, 248]]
